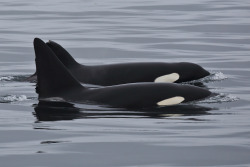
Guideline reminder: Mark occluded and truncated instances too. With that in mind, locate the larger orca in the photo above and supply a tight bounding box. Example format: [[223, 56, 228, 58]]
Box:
[[29, 40, 210, 85], [34, 38, 211, 108]]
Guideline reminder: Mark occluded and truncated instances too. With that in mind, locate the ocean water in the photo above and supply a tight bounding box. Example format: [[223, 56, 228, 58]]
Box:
[[1, 0, 250, 166]]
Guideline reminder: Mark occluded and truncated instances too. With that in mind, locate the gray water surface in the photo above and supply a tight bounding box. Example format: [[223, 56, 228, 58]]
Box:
[[1, 0, 250, 166]]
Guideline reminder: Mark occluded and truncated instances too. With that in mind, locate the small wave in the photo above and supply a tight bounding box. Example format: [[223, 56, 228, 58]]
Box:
[[0, 75, 32, 82], [185, 72, 227, 84], [203, 72, 228, 82], [0, 95, 28, 103], [0, 76, 15, 81], [197, 93, 239, 104]]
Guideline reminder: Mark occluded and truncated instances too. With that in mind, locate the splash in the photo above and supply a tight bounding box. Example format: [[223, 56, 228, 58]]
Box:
[[202, 72, 228, 82], [0, 95, 28, 103], [0, 76, 15, 81], [185, 72, 227, 84], [197, 93, 239, 104], [0, 75, 32, 82]]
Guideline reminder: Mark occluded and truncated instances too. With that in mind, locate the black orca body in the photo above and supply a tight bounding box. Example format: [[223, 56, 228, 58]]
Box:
[[31, 40, 210, 86], [34, 38, 211, 108]]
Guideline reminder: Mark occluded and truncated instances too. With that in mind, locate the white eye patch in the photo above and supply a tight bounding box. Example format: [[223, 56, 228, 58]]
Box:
[[157, 96, 185, 106], [154, 73, 179, 83]]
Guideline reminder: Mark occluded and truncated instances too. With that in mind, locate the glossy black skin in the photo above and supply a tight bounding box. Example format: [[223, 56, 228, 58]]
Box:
[[44, 41, 210, 86], [71, 83, 211, 108], [34, 38, 211, 108], [67, 62, 210, 86]]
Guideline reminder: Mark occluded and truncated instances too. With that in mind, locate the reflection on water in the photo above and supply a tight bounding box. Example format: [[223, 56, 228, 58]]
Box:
[[33, 101, 82, 121], [34, 101, 213, 121]]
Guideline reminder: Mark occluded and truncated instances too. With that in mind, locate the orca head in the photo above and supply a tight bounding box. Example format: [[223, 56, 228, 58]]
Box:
[[175, 62, 210, 83]]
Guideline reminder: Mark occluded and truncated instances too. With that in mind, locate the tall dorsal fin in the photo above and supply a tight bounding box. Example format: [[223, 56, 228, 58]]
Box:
[[34, 38, 84, 99], [46, 40, 80, 69]]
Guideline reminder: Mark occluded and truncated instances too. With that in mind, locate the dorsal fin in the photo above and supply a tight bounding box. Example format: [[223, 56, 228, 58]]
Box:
[[34, 38, 84, 99], [46, 40, 80, 69]]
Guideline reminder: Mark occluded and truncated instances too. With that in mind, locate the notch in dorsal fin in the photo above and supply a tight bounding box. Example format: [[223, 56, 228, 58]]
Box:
[[46, 40, 80, 69], [34, 38, 84, 99]]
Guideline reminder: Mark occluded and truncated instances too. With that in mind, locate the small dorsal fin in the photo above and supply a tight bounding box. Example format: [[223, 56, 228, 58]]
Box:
[[46, 40, 80, 69], [34, 38, 83, 99]]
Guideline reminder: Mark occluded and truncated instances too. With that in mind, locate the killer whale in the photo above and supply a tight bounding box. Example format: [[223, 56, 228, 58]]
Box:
[[34, 38, 211, 108], [29, 40, 210, 85]]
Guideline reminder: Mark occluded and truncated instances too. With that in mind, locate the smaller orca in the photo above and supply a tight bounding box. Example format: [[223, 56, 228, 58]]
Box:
[[34, 38, 211, 108], [30, 40, 210, 86]]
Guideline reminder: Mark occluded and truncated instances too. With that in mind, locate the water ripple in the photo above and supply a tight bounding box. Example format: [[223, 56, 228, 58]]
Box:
[[185, 72, 227, 85]]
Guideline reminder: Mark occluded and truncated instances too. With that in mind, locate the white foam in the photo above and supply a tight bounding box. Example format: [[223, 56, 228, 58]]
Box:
[[0, 95, 27, 103], [0, 76, 14, 81], [197, 93, 239, 104], [185, 72, 227, 84], [208, 72, 228, 82]]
